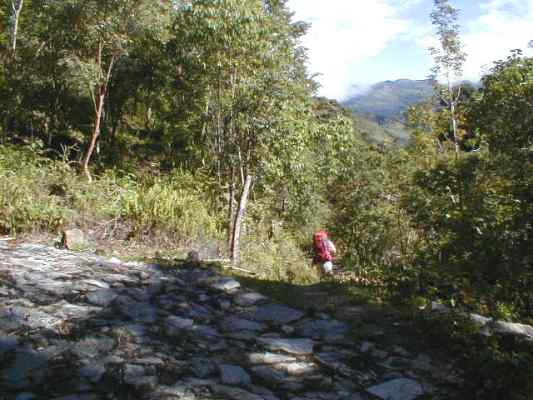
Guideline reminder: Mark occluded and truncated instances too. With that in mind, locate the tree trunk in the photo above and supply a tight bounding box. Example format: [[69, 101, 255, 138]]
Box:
[[450, 100, 459, 156], [1, 115, 8, 144], [231, 175, 252, 266], [10, 0, 24, 52], [227, 168, 236, 250], [81, 89, 105, 182]]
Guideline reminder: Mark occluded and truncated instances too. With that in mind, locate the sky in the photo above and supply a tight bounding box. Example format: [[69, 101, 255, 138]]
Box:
[[287, 0, 533, 100]]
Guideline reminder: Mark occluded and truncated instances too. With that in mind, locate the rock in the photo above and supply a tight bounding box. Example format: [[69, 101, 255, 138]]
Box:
[[124, 364, 146, 385], [221, 316, 267, 333], [211, 385, 263, 400], [371, 349, 389, 359], [0, 305, 60, 332], [83, 280, 110, 289], [410, 354, 433, 372], [86, 289, 118, 307], [191, 358, 217, 378], [430, 302, 449, 313], [151, 384, 197, 400], [248, 304, 304, 325], [256, 337, 314, 355], [72, 337, 115, 359], [366, 378, 424, 400], [166, 316, 195, 330], [190, 325, 220, 340], [115, 296, 158, 323], [248, 385, 280, 400], [493, 321, 533, 338], [281, 325, 295, 334], [15, 393, 36, 400], [107, 257, 122, 265], [61, 229, 87, 250], [0, 241, 463, 399], [274, 362, 317, 376], [219, 364, 252, 385], [294, 318, 350, 340], [251, 365, 289, 386], [79, 363, 106, 383], [235, 292, 268, 307], [392, 346, 410, 357], [248, 352, 297, 365], [3, 349, 49, 389], [469, 313, 492, 328], [0, 335, 19, 354], [314, 352, 354, 377], [359, 341, 375, 353], [212, 277, 241, 292]]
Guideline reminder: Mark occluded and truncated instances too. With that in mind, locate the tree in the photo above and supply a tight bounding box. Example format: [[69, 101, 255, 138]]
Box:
[[50, 0, 173, 181], [8, 0, 24, 51], [471, 51, 533, 153], [170, 0, 314, 264], [429, 0, 467, 156]]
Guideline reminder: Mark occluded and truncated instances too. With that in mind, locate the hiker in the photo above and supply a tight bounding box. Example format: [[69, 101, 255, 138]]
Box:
[[313, 231, 337, 276]]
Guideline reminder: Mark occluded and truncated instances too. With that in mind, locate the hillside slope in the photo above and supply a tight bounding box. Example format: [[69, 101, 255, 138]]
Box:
[[343, 79, 434, 124]]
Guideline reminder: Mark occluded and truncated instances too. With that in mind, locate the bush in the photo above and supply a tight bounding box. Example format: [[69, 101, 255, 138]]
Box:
[[403, 152, 533, 320], [0, 145, 223, 244], [120, 171, 223, 242], [416, 312, 533, 400]]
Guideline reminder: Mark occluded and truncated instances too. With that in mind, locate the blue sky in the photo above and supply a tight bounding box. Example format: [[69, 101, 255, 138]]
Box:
[[288, 0, 533, 100]]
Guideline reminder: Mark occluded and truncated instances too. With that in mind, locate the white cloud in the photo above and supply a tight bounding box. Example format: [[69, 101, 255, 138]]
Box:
[[288, 0, 412, 99], [415, 0, 533, 82], [289, 1, 533, 100], [462, 0, 533, 80]]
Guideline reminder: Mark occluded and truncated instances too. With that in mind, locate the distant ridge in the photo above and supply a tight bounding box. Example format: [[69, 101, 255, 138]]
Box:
[[342, 79, 434, 124]]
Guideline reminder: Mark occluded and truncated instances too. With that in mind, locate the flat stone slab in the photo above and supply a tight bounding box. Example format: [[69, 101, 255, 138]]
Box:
[[248, 304, 304, 325], [221, 317, 267, 333], [235, 292, 268, 307], [294, 318, 350, 339], [211, 278, 241, 292], [0, 242, 459, 399], [248, 352, 297, 365], [493, 321, 533, 338], [219, 364, 251, 385], [211, 385, 263, 400], [366, 378, 424, 400], [256, 338, 314, 355]]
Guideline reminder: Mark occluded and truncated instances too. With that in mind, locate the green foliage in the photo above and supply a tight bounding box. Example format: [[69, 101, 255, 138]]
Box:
[[416, 312, 533, 400], [121, 172, 222, 242], [0, 145, 70, 233], [470, 51, 533, 153], [0, 145, 223, 243]]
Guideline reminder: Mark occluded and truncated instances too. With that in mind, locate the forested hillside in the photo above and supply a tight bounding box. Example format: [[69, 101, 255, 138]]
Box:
[[343, 79, 434, 124], [1, 1, 532, 398]]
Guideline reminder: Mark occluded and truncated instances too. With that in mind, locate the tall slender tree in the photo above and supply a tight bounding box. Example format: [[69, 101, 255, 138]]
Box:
[[51, 0, 173, 181], [9, 0, 24, 51], [429, 0, 467, 156], [170, 0, 314, 263]]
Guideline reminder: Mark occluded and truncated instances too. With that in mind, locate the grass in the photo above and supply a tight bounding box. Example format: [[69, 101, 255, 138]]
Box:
[[0, 145, 223, 248]]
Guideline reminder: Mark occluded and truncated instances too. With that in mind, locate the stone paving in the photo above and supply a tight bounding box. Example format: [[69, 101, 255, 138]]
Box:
[[0, 242, 461, 400]]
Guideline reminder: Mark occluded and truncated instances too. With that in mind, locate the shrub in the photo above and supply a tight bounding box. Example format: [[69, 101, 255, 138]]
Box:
[[0, 146, 223, 245]]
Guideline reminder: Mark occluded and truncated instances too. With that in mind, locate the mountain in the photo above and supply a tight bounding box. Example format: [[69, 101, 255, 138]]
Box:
[[313, 96, 411, 146], [343, 79, 434, 125]]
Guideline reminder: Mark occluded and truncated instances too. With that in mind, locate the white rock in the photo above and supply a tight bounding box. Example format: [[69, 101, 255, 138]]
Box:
[[493, 321, 533, 338]]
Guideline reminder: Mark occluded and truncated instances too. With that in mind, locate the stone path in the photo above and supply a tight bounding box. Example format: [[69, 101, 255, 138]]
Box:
[[0, 242, 461, 400]]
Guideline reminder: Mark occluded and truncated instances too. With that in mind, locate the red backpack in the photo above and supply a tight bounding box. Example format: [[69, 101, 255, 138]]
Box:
[[313, 231, 333, 262]]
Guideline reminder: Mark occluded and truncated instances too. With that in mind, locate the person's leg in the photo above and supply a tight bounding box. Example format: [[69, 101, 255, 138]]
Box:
[[323, 261, 333, 275]]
